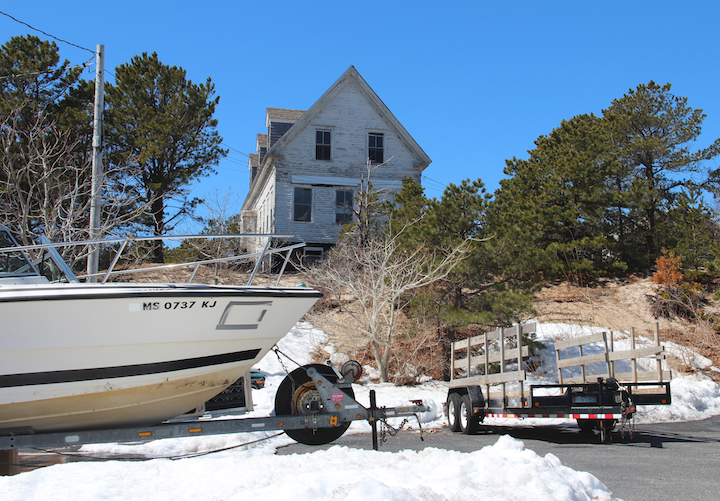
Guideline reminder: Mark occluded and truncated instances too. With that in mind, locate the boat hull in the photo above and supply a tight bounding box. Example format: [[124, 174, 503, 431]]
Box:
[[0, 283, 321, 433]]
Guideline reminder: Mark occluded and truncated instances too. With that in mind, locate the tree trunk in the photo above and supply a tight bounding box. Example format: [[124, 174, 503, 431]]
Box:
[[441, 326, 455, 381], [371, 339, 388, 382], [644, 163, 656, 264], [151, 197, 165, 263]]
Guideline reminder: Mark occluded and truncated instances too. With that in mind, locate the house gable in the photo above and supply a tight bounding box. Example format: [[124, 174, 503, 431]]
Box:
[[267, 66, 430, 168]]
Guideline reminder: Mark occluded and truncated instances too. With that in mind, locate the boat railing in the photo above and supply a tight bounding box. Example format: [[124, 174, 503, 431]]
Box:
[[0, 232, 304, 286]]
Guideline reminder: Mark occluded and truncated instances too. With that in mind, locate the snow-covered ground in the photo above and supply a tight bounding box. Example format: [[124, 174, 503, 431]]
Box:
[[2, 322, 719, 500]]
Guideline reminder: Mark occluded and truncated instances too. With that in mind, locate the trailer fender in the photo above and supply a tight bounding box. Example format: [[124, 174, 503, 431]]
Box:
[[447, 386, 486, 422]]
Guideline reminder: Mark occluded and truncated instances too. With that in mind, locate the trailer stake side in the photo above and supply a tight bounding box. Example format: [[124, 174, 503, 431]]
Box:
[[446, 322, 672, 443]]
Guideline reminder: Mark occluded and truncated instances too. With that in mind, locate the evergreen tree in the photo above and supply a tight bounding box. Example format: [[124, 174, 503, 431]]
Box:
[[604, 81, 720, 266], [422, 180, 491, 351], [105, 52, 227, 262], [490, 114, 626, 281], [669, 183, 720, 275], [387, 176, 428, 249], [0, 35, 82, 119]]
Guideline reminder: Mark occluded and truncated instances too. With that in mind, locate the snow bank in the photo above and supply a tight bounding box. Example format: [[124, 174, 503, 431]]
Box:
[[1, 436, 616, 501]]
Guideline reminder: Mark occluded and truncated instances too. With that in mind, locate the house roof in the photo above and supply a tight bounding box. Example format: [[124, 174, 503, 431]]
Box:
[[265, 108, 306, 126], [256, 134, 268, 151]]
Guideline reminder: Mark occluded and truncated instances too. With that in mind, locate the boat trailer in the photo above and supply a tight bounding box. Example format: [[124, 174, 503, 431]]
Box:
[[0, 364, 426, 475]]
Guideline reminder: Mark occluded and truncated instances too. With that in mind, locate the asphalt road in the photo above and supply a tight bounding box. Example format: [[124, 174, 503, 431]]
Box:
[[277, 416, 720, 501]]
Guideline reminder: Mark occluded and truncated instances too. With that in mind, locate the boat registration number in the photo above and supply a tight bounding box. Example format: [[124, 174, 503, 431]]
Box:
[[129, 301, 218, 312]]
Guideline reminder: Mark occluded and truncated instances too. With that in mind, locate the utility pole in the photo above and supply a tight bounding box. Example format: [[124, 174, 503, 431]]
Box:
[[87, 44, 105, 281]]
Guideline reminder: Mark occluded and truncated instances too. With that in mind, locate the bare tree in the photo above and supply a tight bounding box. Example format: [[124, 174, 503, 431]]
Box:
[[304, 227, 470, 382], [0, 106, 151, 271], [167, 188, 245, 280]]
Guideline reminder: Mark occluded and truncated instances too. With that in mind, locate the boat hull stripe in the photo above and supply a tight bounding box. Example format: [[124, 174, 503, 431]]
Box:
[[0, 289, 322, 303], [0, 349, 261, 388]]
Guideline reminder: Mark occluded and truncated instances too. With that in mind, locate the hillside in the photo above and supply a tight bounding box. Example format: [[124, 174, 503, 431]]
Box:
[[305, 275, 720, 383], [533, 277, 719, 377]]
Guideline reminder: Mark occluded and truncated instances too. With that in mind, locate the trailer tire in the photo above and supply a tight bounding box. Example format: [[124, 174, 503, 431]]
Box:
[[577, 419, 595, 433], [447, 393, 462, 432], [460, 394, 479, 435], [274, 364, 353, 446]]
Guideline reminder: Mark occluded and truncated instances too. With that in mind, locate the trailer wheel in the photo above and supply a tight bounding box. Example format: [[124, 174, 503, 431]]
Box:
[[274, 364, 353, 445], [577, 419, 595, 433], [459, 394, 479, 435], [447, 393, 462, 432]]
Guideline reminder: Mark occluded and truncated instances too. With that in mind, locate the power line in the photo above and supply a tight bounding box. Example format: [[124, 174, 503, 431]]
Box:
[[0, 10, 95, 55], [0, 56, 94, 81], [224, 155, 247, 164], [422, 175, 449, 190], [221, 142, 250, 158]]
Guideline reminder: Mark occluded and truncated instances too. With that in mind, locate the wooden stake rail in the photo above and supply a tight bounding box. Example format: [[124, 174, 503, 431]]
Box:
[[556, 324, 670, 384], [449, 323, 536, 406]]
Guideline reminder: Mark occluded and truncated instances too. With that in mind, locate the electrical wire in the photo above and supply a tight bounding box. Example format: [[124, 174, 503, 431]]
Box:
[[224, 156, 248, 166], [0, 56, 94, 81], [222, 142, 251, 158], [0, 10, 94, 55], [421, 175, 449, 191]]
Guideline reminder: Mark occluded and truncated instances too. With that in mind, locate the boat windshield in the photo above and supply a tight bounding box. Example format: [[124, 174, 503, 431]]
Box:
[[0, 228, 38, 278]]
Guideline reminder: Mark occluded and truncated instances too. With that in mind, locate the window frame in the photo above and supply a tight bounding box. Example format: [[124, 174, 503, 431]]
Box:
[[315, 130, 331, 161], [368, 132, 384, 164], [335, 189, 354, 225], [293, 186, 313, 222]]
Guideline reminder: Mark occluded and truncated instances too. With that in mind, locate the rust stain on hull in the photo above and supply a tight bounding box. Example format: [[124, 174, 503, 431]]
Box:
[[0, 366, 246, 433]]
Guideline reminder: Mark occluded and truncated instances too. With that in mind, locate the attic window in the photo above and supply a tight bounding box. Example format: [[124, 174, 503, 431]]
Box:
[[368, 133, 384, 164], [316, 130, 331, 161]]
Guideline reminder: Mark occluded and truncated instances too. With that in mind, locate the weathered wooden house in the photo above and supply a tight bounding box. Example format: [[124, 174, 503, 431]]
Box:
[[240, 66, 431, 262]]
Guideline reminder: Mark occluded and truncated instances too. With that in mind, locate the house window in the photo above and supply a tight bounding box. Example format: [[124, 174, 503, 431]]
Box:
[[316, 130, 331, 160], [293, 187, 312, 222], [335, 190, 354, 225], [368, 133, 384, 163]]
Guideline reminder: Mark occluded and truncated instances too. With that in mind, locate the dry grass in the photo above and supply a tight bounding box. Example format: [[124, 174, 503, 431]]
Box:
[[106, 264, 305, 287]]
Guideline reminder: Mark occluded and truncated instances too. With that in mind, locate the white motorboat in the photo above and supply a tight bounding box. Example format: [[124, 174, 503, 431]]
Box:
[[0, 228, 321, 433]]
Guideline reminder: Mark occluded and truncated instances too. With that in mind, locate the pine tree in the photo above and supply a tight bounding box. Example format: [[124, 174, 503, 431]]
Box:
[[105, 52, 227, 262], [489, 114, 626, 281], [604, 81, 720, 266], [670, 183, 720, 275]]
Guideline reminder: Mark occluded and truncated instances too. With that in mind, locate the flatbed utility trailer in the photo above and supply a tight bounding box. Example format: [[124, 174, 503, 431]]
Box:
[[446, 322, 672, 443], [0, 362, 426, 475]]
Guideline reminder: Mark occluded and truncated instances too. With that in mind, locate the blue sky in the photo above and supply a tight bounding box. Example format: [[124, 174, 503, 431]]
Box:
[[2, 1, 719, 210]]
